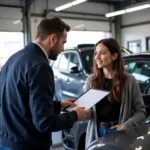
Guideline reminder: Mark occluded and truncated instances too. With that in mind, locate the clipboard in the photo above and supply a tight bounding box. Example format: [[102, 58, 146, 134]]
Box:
[[66, 88, 109, 111]]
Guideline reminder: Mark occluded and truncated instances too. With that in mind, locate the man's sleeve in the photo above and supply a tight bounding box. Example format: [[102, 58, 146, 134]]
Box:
[[27, 64, 77, 133], [53, 101, 61, 114]]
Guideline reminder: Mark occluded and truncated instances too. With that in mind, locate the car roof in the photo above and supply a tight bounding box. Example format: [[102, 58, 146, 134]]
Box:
[[65, 44, 94, 49], [65, 44, 133, 54], [124, 51, 150, 59], [65, 44, 94, 52]]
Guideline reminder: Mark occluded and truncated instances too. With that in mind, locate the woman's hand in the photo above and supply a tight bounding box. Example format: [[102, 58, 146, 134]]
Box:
[[61, 98, 76, 111], [110, 124, 125, 131]]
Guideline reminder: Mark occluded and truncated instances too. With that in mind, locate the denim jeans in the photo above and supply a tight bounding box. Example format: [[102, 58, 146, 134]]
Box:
[[98, 126, 117, 137], [0, 144, 16, 150]]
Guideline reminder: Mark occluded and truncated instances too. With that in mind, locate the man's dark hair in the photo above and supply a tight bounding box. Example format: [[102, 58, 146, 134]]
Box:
[[36, 16, 70, 40]]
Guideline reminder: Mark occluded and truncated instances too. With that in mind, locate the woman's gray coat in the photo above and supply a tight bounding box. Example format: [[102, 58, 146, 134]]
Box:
[[85, 73, 146, 148]]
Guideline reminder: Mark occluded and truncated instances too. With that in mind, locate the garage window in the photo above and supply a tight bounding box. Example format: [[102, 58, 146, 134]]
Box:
[[127, 40, 141, 53], [0, 32, 24, 70]]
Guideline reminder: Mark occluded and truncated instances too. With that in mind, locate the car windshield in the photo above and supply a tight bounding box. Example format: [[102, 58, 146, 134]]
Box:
[[122, 51, 130, 57], [124, 60, 150, 93], [81, 50, 94, 74]]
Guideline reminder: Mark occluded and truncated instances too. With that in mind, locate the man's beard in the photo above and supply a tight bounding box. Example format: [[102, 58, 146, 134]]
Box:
[[48, 44, 58, 60], [48, 51, 57, 60]]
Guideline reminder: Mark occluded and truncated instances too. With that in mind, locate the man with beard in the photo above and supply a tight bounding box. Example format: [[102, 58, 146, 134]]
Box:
[[0, 17, 89, 150]]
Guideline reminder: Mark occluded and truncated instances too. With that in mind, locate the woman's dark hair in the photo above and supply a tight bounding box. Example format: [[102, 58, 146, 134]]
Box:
[[36, 16, 70, 40], [91, 38, 126, 102]]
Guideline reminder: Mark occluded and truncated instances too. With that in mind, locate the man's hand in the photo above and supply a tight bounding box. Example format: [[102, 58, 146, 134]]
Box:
[[110, 124, 125, 131], [61, 98, 76, 111], [75, 107, 89, 121]]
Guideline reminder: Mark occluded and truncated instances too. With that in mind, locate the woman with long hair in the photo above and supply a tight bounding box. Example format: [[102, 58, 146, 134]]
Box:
[[85, 38, 146, 148]]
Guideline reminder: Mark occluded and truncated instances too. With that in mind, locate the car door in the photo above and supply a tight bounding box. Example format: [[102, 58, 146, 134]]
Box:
[[66, 51, 87, 99], [52, 52, 71, 101]]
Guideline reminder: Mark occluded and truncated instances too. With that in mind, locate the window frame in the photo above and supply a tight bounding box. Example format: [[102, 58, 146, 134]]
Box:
[[127, 40, 141, 53], [69, 51, 83, 72], [146, 36, 150, 51], [58, 52, 71, 73]]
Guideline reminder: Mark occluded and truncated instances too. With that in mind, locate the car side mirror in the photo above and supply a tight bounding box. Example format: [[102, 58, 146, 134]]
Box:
[[70, 66, 80, 74]]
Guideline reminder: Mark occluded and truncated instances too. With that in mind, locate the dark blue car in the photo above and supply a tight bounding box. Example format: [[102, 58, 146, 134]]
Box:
[[52, 44, 94, 102]]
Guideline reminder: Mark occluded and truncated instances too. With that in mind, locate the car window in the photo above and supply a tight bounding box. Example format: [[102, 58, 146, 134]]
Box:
[[122, 51, 129, 57], [124, 62, 136, 73], [124, 60, 150, 93], [69, 53, 80, 70], [52, 55, 61, 69], [81, 50, 94, 73], [59, 53, 70, 72]]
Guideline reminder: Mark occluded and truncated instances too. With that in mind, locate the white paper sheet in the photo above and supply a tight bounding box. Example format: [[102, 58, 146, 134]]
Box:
[[66, 88, 109, 111]]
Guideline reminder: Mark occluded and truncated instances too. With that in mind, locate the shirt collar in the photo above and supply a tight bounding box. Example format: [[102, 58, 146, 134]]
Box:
[[32, 41, 50, 63]]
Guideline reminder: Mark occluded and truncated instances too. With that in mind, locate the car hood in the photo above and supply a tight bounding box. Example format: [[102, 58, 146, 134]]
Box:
[[86, 123, 150, 150]]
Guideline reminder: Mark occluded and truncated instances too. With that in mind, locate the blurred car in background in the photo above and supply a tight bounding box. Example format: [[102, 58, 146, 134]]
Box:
[[52, 44, 94, 102], [124, 52, 150, 94], [51, 44, 135, 150]]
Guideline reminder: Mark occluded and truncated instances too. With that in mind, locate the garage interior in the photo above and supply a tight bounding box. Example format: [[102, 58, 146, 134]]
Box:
[[0, 0, 150, 49], [0, 0, 150, 149]]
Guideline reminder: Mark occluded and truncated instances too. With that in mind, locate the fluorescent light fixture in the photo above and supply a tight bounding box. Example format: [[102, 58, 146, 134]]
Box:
[[13, 20, 21, 24], [74, 24, 85, 29], [105, 10, 126, 17], [55, 0, 87, 11], [72, 0, 87, 5], [105, 3, 150, 17], [55, 3, 72, 11], [126, 4, 150, 13]]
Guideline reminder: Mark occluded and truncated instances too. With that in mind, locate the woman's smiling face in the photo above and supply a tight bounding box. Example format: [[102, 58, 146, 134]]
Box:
[[94, 43, 117, 69]]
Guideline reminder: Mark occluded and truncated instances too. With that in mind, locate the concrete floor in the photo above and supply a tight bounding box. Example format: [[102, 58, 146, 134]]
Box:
[[52, 145, 64, 150], [52, 131, 64, 150]]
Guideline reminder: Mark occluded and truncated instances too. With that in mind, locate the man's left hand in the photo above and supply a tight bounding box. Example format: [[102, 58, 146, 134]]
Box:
[[61, 98, 77, 111]]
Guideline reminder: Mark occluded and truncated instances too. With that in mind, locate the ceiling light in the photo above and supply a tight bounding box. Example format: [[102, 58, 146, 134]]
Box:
[[74, 24, 85, 29], [72, 0, 87, 6], [13, 20, 21, 24], [126, 4, 150, 13], [55, 3, 72, 11], [55, 0, 87, 12], [105, 3, 150, 17], [105, 10, 126, 17]]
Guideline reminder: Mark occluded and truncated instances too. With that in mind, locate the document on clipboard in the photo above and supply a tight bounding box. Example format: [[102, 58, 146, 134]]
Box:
[[66, 88, 109, 111]]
